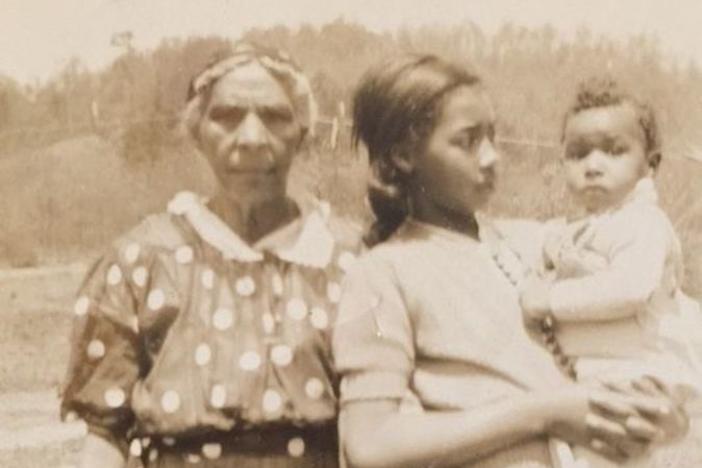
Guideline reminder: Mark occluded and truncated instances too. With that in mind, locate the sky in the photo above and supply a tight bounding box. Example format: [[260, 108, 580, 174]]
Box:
[[2, 0, 702, 84]]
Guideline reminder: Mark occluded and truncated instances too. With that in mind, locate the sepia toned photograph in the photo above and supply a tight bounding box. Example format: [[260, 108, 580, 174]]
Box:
[[2, 0, 701, 466]]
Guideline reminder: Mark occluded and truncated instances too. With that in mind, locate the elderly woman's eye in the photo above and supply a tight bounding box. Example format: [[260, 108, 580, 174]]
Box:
[[209, 107, 245, 126], [260, 107, 294, 126]]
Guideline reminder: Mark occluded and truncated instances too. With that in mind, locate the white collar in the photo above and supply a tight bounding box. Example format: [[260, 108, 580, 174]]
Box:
[[167, 191, 336, 268]]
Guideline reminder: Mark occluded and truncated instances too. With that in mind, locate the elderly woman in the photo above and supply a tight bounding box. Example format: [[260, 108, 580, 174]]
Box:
[[61, 43, 360, 468]]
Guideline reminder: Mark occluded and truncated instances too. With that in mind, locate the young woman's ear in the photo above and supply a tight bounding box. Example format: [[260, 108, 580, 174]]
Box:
[[390, 147, 414, 175]]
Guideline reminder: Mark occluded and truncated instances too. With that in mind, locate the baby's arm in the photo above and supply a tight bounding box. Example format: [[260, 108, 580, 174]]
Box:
[[548, 209, 671, 322]]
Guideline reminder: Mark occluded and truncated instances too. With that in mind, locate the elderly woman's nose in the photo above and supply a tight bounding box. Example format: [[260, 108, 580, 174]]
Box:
[[236, 112, 268, 148], [478, 138, 500, 168]]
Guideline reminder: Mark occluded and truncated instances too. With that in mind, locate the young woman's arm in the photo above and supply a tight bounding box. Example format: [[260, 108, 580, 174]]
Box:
[[340, 385, 663, 468], [79, 433, 126, 468]]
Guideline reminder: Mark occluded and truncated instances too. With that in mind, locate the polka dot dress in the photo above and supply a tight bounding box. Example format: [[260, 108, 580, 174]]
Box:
[[61, 193, 361, 467]]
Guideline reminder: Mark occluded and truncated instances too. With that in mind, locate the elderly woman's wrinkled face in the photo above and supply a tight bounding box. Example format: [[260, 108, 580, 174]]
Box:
[[197, 61, 303, 201]]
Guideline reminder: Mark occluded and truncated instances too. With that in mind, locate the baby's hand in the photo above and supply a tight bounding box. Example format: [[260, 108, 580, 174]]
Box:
[[519, 275, 553, 328]]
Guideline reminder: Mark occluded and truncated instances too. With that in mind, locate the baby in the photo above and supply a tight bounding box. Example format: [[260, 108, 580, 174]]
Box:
[[519, 77, 701, 467]]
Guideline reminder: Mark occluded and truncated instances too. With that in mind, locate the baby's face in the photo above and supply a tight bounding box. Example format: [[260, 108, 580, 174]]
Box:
[[562, 103, 651, 213]]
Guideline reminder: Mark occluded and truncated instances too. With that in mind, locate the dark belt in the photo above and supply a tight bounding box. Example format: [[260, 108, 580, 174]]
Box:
[[138, 422, 338, 458]]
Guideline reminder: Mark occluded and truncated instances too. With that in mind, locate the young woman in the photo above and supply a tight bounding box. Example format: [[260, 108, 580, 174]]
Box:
[[332, 55, 687, 468]]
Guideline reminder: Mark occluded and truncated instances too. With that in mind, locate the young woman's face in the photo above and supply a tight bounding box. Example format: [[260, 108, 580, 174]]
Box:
[[562, 103, 650, 213], [197, 61, 303, 202], [410, 85, 499, 224]]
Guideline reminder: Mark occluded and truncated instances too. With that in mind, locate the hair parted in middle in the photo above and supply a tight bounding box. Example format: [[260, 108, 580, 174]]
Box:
[[352, 54, 482, 246], [182, 41, 318, 144]]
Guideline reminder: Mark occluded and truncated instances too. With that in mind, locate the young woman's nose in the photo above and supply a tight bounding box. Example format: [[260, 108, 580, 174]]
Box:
[[235, 112, 268, 150], [478, 138, 500, 169]]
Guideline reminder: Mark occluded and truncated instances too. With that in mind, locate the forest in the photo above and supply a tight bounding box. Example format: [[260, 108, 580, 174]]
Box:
[[2, 19, 702, 295]]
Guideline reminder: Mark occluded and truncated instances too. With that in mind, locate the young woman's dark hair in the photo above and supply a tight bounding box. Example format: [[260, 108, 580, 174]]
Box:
[[352, 54, 481, 246]]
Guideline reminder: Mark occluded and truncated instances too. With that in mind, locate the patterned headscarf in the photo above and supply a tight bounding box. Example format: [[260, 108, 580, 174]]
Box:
[[185, 42, 318, 137]]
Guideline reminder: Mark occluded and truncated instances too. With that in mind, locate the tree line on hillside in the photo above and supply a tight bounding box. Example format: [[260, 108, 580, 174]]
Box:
[[1, 19, 701, 161]]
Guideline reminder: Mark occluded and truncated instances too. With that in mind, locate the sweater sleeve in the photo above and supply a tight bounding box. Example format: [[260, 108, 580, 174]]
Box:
[[332, 253, 415, 404], [549, 207, 672, 322]]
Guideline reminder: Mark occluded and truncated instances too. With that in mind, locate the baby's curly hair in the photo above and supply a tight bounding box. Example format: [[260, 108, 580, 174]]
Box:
[[563, 76, 662, 168]]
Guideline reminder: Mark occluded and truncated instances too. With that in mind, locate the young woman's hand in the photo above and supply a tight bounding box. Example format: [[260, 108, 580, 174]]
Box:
[[518, 276, 552, 328], [542, 385, 663, 463], [603, 376, 690, 444]]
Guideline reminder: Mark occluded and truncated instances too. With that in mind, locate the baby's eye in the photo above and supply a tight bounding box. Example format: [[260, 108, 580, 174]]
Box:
[[564, 143, 589, 160], [610, 145, 627, 155]]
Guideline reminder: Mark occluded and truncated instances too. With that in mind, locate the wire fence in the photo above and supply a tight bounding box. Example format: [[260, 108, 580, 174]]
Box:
[[2, 115, 702, 163]]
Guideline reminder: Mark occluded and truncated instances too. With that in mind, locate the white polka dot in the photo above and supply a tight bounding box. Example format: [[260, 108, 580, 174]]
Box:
[[176, 245, 194, 264], [271, 273, 284, 296], [201, 269, 214, 289], [235, 276, 256, 296], [202, 442, 222, 460], [327, 282, 342, 303], [64, 411, 78, 422], [141, 437, 151, 448], [107, 264, 122, 285], [271, 344, 293, 367], [194, 343, 211, 366], [149, 448, 159, 462], [104, 388, 126, 408], [337, 251, 357, 272], [87, 339, 105, 360], [286, 298, 308, 321], [262, 389, 282, 413], [305, 377, 325, 400], [310, 307, 329, 329], [147, 289, 165, 311], [186, 453, 202, 464], [74, 296, 90, 316], [287, 437, 305, 457], [129, 439, 142, 457], [161, 390, 181, 413], [124, 243, 140, 264], [262, 312, 276, 334], [239, 351, 261, 371], [212, 307, 234, 331], [163, 437, 175, 447], [210, 384, 227, 408], [132, 266, 148, 287]]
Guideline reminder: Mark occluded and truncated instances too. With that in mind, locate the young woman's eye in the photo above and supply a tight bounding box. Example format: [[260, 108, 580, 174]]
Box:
[[455, 129, 480, 149], [486, 125, 496, 143]]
